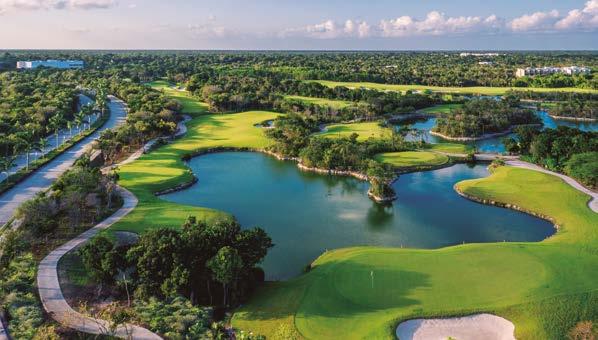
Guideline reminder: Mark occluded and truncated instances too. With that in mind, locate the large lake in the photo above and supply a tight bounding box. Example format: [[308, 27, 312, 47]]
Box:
[[162, 152, 554, 280], [398, 110, 598, 153]]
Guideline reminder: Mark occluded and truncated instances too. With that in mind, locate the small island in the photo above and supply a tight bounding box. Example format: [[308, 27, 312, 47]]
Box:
[[548, 100, 597, 121], [432, 98, 541, 140]]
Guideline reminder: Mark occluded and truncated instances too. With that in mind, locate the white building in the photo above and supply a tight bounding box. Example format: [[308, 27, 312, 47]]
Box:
[[459, 52, 500, 57], [515, 66, 591, 77], [16, 60, 84, 70]]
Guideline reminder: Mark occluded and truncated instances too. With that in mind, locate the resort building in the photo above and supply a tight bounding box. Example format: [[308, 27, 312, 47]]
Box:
[[16, 60, 84, 69], [515, 66, 591, 77]]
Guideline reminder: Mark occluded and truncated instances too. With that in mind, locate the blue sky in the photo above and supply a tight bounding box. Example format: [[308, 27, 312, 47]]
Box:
[[0, 0, 597, 49]]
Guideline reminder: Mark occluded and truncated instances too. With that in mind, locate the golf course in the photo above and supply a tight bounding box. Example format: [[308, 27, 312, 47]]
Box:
[[312, 80, 598, 95], [110, 86, 597, 339]]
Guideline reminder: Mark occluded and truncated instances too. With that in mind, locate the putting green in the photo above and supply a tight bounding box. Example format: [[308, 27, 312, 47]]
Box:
[[317, 122, 390, 141], [374, 151, 449, 168], [233, 166, 598, 339], [284, 95, 354, 109], [312, 80, 598, 95]]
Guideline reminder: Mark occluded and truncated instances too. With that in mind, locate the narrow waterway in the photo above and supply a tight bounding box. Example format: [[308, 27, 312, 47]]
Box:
[[162, 152, 554, 280]]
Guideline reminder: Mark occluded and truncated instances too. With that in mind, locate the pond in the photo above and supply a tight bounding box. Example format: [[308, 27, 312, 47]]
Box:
[[162, 152, 554, 280], [397, 110, 598, 153]]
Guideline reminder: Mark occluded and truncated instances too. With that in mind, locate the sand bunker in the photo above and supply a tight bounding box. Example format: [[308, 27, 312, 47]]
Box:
[[396, 313, 515, 340]]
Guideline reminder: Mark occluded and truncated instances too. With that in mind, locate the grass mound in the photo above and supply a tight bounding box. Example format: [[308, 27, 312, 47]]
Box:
[[317, 122, 389, 141], [374, 151, 449, 168]]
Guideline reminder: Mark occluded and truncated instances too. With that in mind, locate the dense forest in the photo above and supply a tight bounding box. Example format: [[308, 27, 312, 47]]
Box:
[[1, 50, 596, 89], [0, 70, 79, 157], [548, 100, 597, 120], [432, 98, 540, 138]]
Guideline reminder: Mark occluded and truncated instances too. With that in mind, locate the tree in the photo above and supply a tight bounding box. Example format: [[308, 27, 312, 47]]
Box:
[[0, 156, 17, 180], [366, 160, 396, 201], [207, 246, 243, 307]]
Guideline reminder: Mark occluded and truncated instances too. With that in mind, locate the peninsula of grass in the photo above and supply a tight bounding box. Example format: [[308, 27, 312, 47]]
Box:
[[317, 122, 390, 141], [423, 142, 472, 154], [374, 151, 449, 169], [419, 103, 463, 114], [284, 95, 354, 109], [312, 80, 598, 95], [233, 166, 598, 339]]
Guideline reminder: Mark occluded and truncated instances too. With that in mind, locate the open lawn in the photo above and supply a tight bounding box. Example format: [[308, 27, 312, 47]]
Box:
[[423, 142, 473, 154], [233, 166, 598, 339], [147, 80, 209, 116], [374, 151, 449, 168], [111, 109, 282, 233], [284, 95, 354, 109], [312, 80, 598, 95], [317, 122, 390, 141], [419, 103, 463, 114]]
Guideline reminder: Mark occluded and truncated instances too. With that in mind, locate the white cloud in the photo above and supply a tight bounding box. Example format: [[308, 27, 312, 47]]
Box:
[[509, 9, 559, 32], [380, 11, 499, 37], [0, 0, 115, 12], [282, 19, 372, 39], [187, 23, 229, 38], [555, 0, 598, 31]]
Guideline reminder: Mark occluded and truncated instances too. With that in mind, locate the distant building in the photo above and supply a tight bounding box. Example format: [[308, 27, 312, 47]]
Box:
[[515, 66, 591, 77], [478, 61, 494, 65], [16, 60, 84, 70], [459, 52, 500, 57]]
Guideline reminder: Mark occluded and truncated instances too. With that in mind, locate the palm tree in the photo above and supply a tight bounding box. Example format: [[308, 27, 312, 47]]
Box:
[[38, 137, 49, 157], [75, 111, 85, 134], [49, 113, 65, 148], [0, 156, 17, 181]]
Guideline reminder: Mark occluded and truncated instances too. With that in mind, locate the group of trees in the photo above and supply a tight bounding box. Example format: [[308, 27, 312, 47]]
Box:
[[79, 217, 273, 308], [548, 100, 597, 120], [433, 98, 540, 138], [94, 81, 182, 164], [0, 70, 78, 159], [504, 126, 598, 188]]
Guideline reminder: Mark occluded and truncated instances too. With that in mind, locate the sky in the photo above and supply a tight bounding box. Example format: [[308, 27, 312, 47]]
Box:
[[0, 0, 597, 50]]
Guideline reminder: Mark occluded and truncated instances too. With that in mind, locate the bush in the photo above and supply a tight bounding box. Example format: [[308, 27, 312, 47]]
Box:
[[564, 152, 598, 189], [134, 296, 212, 338]]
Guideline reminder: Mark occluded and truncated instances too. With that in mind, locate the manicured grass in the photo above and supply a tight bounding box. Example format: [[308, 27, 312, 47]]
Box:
[[423, 142, 472, 154], [312, 80, 598, 95], [284, 95, 354, 109], [317, 122, 390, 141], [111, 110, 282, 234], [233, 166, 598, 339], [419, 103, 463, 114], [374, 151, 449, 168], [147, 80, 209, 117]]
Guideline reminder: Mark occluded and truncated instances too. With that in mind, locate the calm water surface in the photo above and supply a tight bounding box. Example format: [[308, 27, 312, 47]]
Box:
[[162, 152, 554, 280], [397, 110, 598, 153]]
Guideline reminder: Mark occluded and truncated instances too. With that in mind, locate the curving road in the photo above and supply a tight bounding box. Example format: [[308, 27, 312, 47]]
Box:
[[0, 96, 127, 226], [37, 186, 161, 339]]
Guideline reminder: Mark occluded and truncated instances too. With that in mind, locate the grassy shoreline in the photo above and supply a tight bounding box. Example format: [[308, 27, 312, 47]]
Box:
[[112, 85, 597, 339]]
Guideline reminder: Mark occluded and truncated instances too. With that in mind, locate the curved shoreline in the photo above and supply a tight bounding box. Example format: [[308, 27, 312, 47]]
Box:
[[430, 124, 542, 142], [548, 114, 596, 122]]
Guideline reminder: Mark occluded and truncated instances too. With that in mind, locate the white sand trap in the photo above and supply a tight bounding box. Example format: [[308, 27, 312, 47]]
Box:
[[396, 313, 515, 340]]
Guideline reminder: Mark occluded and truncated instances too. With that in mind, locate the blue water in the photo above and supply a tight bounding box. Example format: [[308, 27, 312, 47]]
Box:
[[162, 152, 554, 279], [396, 110, 598, 154]]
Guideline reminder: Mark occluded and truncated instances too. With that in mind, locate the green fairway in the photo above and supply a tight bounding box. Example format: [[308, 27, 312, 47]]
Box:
[[419, 103, 463, 114], [312, 80, 598, 95], [232, 166, 598, 339], [147, 80, 209, 116], [284, 95, 354, 109], [111, 109, 282, 233], [374, 151, 449, 168], [317, 122, 390, 141], [424, 142, 473, 154]]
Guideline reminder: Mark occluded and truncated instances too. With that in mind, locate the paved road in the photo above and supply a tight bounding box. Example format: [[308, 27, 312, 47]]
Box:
[[0, 96, 127, 226], [506, 160, 598, 213], [0, 95, 99, 184], [37, 186, 160, 339]]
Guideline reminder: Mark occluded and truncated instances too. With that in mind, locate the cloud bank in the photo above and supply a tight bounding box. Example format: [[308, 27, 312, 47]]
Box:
[[0, 0, 116, 12]]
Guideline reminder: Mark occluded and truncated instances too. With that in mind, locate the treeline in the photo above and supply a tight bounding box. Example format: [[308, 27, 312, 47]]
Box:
[[433, 98, 540, 138], [0, 70, 79, 157], [3, 50, 595, 88], [95, 80, 182, 164], [504, 126, 598, 188], [508, 90, 598, 102], [193, 72, 437, 122], [549, 101, 597, 120]]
